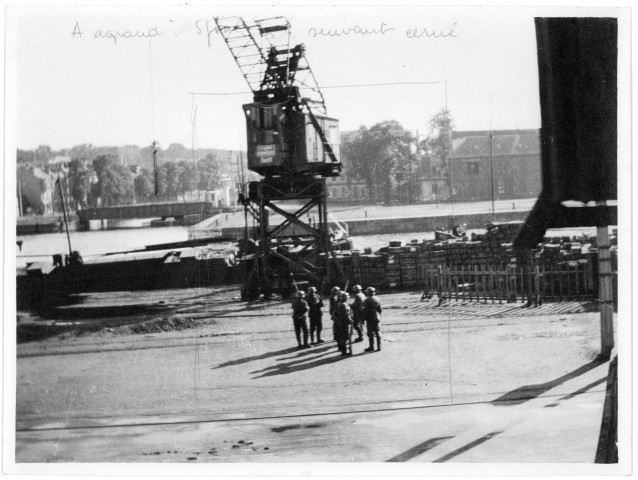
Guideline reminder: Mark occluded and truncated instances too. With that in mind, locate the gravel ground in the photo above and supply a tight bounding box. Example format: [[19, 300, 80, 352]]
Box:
[[13, 287, 613, 465]]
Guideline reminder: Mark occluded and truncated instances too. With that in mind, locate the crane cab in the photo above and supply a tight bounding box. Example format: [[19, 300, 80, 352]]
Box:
[[243, 102, 341, 177]]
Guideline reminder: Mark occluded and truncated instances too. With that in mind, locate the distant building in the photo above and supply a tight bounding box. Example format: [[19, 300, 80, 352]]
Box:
[[448, 129, 541, 201], [183, 190, 223, 207], [328, 130, 369, 203], [328, 128, 541, 204], [17, 164, 63, 215]]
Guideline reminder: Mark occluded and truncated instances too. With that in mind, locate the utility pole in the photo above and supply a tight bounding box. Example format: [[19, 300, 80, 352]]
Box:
[[489, 132, 495, 220], [55, 163, 73, 256], [152, 141, 160, 196], [444, 80, 448, 111], [17, 178, 23, 217]]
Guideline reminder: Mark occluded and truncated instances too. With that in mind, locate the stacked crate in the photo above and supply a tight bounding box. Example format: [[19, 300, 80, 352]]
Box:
[[397, 243, 420, 288], [351, 252, 386, 290], [330, 223, 612, 300]]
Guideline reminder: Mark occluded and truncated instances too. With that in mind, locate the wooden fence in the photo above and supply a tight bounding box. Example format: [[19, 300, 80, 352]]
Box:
[[421, 261, 595, 306]]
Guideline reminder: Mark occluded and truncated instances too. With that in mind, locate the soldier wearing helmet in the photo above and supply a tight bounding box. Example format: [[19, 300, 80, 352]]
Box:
[[305, 286, 325, 344], [333, 291, 353, 356], [350, 285, 365, 343], [363, 286, 382, 352], [329, 286, 341, 318], [329, 286, 341, 341], [291, 290, 310, 349]]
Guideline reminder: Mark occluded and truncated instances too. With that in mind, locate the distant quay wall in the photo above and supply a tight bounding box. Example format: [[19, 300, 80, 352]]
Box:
[[344, 210, 530, 235], [17, 216, 78, 236], [219, 210, 531, 238]]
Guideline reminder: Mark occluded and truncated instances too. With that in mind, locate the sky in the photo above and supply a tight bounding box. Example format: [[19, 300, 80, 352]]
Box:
[[6, 4, 622, 152]]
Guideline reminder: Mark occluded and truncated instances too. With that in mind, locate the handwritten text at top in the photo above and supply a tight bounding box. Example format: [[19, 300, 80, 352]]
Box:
[[70, 19, 459, 46]]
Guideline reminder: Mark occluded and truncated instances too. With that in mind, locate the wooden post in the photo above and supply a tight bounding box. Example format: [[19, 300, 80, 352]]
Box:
[[597, 225, 614, 360]]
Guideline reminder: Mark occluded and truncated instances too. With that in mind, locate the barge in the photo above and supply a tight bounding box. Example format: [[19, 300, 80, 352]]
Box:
[[17, 236, 240, 310]]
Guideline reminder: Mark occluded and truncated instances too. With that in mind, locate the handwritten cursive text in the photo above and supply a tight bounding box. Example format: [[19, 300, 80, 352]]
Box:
[[94, 26, 163, 44], [405, 22, 458, 39], [308, 22, 395, 38]]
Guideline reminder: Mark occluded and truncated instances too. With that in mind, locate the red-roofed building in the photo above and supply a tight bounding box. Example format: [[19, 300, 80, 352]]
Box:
[[448, 129, 541, 201]]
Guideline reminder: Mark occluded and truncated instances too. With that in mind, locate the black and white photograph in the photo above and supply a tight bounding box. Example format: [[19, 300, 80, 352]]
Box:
[[3, 2, 632, 476]]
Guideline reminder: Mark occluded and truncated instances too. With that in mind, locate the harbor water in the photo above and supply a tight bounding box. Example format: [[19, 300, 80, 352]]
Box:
[[16, 223, 599, 272]]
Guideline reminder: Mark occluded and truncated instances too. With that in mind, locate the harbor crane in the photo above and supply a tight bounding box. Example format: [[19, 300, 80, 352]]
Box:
[[214, 16, 346, 300]]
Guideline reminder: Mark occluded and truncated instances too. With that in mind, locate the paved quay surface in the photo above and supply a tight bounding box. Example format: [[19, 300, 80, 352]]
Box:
[[14, 287, 615, 466]]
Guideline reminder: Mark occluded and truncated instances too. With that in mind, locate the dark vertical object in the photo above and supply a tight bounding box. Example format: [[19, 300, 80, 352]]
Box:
[[489, 133, 495, 219], [595, 355, 618, 463], [17, 178, 23, 217], [536, 17, 617, 203], [152, 141, 160, 196], [56, 166, 73, 256], [515, 17, 618, 248]]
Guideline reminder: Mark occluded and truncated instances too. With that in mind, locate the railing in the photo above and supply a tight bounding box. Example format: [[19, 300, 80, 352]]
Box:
[[421, 261, 595, 306]]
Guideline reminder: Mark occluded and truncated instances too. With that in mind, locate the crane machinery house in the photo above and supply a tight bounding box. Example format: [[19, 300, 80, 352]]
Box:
[[243, 102, 340, 176]]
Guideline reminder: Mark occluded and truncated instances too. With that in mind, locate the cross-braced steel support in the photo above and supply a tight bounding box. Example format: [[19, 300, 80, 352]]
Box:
[[239, 177, 332, 300]]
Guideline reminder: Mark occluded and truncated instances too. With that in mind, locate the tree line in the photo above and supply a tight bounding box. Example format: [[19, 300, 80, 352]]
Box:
[[17, 110, 453, 214], [344, 109, 454, 204], [17, 146, 231, 214]]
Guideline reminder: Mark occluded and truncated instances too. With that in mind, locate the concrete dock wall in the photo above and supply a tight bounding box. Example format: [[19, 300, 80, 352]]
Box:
[[343, 210, 530, 235], [219, 210, 531, 238]]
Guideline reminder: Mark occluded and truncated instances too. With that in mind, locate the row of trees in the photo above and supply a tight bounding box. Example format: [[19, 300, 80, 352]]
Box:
[[19, 152, 226, 215], [69, 154, 224, 210], [19, 111, 453, 213], [344, 109, 454, 204], [17, 143, 229, 171]]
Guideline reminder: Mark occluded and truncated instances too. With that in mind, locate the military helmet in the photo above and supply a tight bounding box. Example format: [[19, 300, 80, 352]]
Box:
[[308, 286, 317, 293], [352, 284, 362, 292], [297, 290, 305, 297], [365, 286, 376, 295], [331, 286, 341, 294], [338, 292, 349, 301]]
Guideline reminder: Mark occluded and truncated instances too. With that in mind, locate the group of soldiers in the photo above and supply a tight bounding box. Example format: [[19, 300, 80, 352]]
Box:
[[290, 284, 382, 356]]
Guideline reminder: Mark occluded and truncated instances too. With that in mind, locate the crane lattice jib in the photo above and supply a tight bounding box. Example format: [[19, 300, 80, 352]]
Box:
[[214, 16, 327, 114]]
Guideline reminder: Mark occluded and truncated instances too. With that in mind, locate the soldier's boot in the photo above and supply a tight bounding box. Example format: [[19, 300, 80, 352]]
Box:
[[364, 337, 375, 352], [317, 329, 325, 344], [295, 332, 302, 348], [310, 332, 315, 344], [353, 324, 363, 342], [376, 335, 381, 351], [303, 333, 310, 348]]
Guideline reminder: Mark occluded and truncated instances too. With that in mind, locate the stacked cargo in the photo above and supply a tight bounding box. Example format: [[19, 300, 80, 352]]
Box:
[[471, 221, 524, 243], [329, 223, 616, 305], [350, 251, 387, 290]]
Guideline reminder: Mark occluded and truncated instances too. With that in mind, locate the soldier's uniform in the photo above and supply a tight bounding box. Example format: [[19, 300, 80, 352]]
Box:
[[291, 291, 310, 349], [350, 285, 365, 343], [363, 287, 382, 352], [305, 287, 325, 344], [329, 286, 341, 341], [333, 292, 353, 356]]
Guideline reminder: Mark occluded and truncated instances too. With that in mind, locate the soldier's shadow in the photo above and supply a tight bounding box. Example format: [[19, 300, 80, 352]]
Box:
[[210, 346, 300, 370], [250, 344, 346, 378]]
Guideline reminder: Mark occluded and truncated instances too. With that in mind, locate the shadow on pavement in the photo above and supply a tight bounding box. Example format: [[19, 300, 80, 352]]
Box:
[[491, 358, 604, 406], [386, 436, 453, 462], [211, 346, 300, 369], [251, 348, 347, 378], [433, 431, 503, 463], [544, 376, 607, 408]]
